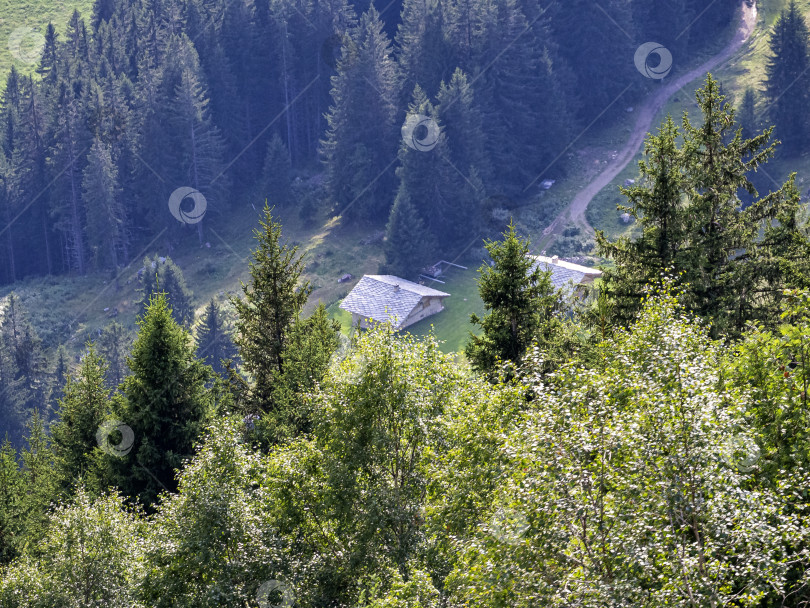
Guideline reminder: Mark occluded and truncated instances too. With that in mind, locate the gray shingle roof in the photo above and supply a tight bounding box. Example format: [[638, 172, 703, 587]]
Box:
[[340, 275, 450, 329], [529, 256, 602, 292]]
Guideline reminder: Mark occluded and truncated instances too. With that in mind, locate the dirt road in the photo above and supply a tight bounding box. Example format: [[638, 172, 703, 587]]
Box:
[[541, 1, 758, 243]]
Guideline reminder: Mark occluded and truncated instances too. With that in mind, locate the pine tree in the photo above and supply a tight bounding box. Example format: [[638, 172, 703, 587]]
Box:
[[479, 0, 573, 189], [272, 303, 340, 437], [765, 1, 810, 155], [261, 133, 292, 207], [97, 321, 131, 390], [18, 410, 60, 552], [82, 137, 127, 270], [598, 76, 810, 337], [0, 437, 21, 563], [738, 87, 758, 140], [322, 7, 399, 222], [138, 256, 194, 328], [167, 38, 226, 244], [195, 299, 237, 376], [110, 293, 213, 509], [48, 345, 70, 413], [436, 68, 489, 185], [160, 258, 194, 327], [231, 204, 310, 413], [383, 191, 434, 277], [50, 345, 109, 494], [465, 221, 564, 376], [396, 0, 453, 101]]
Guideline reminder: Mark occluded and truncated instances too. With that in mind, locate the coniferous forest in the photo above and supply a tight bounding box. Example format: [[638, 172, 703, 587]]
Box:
[[12, 0, 810, 606]]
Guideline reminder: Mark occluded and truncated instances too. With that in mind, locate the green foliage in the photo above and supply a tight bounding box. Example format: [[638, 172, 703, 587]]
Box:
[[766, 1, 810, 155], [232, 205, 337, 441], [0, 488, 146, 608], [598, 76, 810, 337], [0, 438, 22, 564], [140, 418, 285, 608], [449, 284, 810, 606], [195, 299, 237, 377], [139, 256, 194, 328], [262, 134, 292, 207], [96, 321, 131, 390], [109, 293, 213, 509], [50, 345, 109, 495], [383, 191, 433, 278], [466, 221, 566, 375]]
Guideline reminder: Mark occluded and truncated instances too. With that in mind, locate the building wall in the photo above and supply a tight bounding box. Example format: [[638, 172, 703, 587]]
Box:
[[400, 297, 446, 329]]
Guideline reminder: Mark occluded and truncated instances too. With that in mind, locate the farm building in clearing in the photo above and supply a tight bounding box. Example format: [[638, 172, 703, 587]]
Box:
[[340, 275, 450, 330], [528, 255, 602, 296]]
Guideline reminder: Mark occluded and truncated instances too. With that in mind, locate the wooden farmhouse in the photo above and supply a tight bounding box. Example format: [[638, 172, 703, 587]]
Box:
[[340, 275, 450, 330], [528, 255, 602, 296]]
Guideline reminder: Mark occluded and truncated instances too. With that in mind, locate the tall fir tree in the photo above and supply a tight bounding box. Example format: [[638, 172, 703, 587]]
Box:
[[82, 137, 127, 270], [231, 204, 310, 413], [261, 133, 292, 207], [195, 299, 237, 377], [110, 293, 213, 509], [598, 76, 810, 337], [465, 221, 565, 376], [765, 1, 810, 155], [50, 346, 109, 494], [97, 321, 131, 390], [383, 191, 434, 277], [322, 7, 399, 222]]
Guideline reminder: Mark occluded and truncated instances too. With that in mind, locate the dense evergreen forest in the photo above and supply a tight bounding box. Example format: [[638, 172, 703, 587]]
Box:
[[13, 0, 810, 605], [0, 0, 737, 285]]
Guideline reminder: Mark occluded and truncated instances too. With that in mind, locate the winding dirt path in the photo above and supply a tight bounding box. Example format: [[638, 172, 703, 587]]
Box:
[[541, 1, 758, 244]]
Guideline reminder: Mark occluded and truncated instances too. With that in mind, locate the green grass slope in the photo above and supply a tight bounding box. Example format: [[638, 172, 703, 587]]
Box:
[[0, 0, 93, 84]]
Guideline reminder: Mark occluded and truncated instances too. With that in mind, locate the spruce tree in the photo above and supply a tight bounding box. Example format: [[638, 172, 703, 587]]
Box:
[[465, 221, 564, 376], [261, 133, 292, 207], [272, 303, 340, 437], [598, 76, 810, 337], [195, 299, 237, 377], [97, 321, 131, 390], [322, 7, 399, 222], [139, 256, 194, 328], [765, 1, 810, 155], [18, 410, 60, 553], [50, 346, 109, 494], [82, 137, 127, 270], [110, 293, 213, 509], [0, 436, 21, 564], [738, 87, 758, 140], [383, 191, 434, 277], [231, 204, 310, 412]]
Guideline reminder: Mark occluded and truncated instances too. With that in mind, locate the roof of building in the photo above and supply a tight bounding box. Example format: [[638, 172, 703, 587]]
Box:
[[529, 255, 602, 291], [340, 275, 450, 328]]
